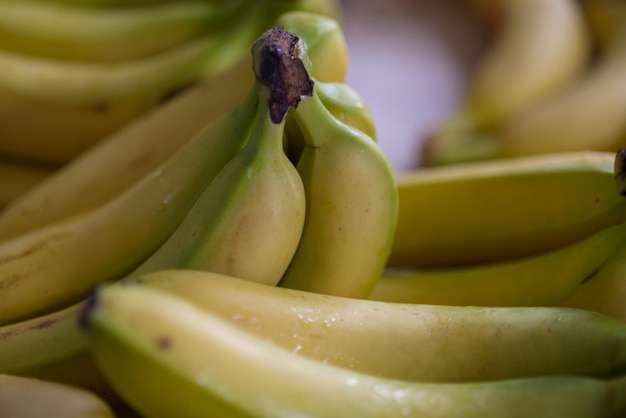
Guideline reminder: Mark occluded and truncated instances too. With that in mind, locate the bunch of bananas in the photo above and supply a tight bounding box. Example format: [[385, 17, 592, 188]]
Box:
[[422, 0, 626, 165], [2, 1, 626, 418]]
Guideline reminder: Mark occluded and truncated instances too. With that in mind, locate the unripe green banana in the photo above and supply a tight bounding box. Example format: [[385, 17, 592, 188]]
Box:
[[278, 81, 397, 298], [82, 283, 626, 418], [0, 83, 259, 325], [0, 10, 348, 237], [422, 0, 590, 165], [372, 219, 626, 307], [390, 151, 626, 268], [130, 27, 309, 286], [0, 0, 247, 62], [124, 269, 626, 383], [0, 373, 114, 418]]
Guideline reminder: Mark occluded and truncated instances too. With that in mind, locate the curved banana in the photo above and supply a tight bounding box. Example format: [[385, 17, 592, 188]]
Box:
[[0, 83, 258, 326], [130, 27, 309, 286], [124, 269, 626, 383], [0, 0, 247, 62], [0, 6, 265, 165], [559, 242, 626, 324], [0, 10, 348, 238], [422, 0, 591, 165], [278, 82, 397, 298], [82, 283, 626, 418], [0, 373, 114, 418], [0, 159, 53, 210], [389, 151, 626, 268], [487, 1, 626, 157], [371, 220, 626, 307]]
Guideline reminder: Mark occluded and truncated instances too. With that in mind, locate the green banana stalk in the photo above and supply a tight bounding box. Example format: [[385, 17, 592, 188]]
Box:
[[422, 0, 590, 165], [0, 82, 259, 326], [124, 269, 626, 383], [0, 0, 248, 62], [278, 80, 397, 298], [81, 283, 626, 418], [130, 26, 309, 286], [372, 220, 626, 307], [0, 373, 114, 418], [0, 10, 349, 238], [389, 151, 626, 268]]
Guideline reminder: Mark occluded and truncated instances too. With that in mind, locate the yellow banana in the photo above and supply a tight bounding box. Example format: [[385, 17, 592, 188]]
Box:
[[422, 0, 591, 165], [130, 27, 309, 286], [0, 81, 259, 325], [82, 283, 626, 418], [0, 0, 247, 62], [0, 373, 114, 418], [0, 159, 53, 210], [0, 10, 348, 238], [124, 269, 626, 383], [278, 81, 397, 298], [389, 151, 626, 268], [371, 220, 626, 307]]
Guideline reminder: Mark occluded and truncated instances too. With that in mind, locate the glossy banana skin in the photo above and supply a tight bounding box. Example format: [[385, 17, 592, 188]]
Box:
[[372, 220, 626, 307], [0, 373, 115, 418], [389, 151, 626, 268], [0, 88, 258, 325], [81, 283, 626, 418], [122, 269, 626, 383]]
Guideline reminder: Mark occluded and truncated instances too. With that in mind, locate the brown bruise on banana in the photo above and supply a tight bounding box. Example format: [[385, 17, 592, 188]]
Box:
[[614, 148, 626, 196], [252, 26, 314, 124]]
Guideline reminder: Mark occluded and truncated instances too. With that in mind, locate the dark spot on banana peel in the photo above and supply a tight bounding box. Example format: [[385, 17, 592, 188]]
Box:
[[88, 101, 111, 113], [252, 26, 314, 124], [158, 80, 200, 105], [579, 265, 603, 285], [156, 336, 172, 350], [613, 148, 626, 196]]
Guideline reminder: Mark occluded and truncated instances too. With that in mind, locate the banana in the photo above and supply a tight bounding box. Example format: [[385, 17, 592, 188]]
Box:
[[0, 56, 255, 240], [130, 27, 309, 286], [278, 81, 397, 298], [0, 159, 53, 210], [422, 0, 591, 165], [581, 0, 626, 50], [481, 0, 626, 158], [0, 79, 259, 325], [81, 283, 626, 418], [0, 373, 114, 418], [0, 0, 247, 62], [0, 10, 348, 239], [371, 220, 626, 307], [389, 151, 626, 268], [123, 269, 626, 383], [559, 242, 626, 324]]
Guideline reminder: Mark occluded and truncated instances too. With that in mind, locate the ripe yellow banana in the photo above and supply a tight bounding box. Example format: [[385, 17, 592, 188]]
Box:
[[82, 283, 626, 418], [389, 151, 626, 268], [0, 10, 348, 238], [0, 82, 259, 325], [559, 242, 626, 324], [0, 373, 114, 418], [371, 220, 626, 307], [0, 0, 247, 62], [131, 27, 309, 286], [422, 0, 591, 165], [0, 159, 53, 210], [278, 81, 397, 298], [124, 269, 626, 383]]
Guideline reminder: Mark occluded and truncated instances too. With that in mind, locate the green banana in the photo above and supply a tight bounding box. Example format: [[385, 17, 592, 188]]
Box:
[[0, 10, 349, 238], [422, 0, 591, 165], [0, 0, 247, 62], [371, 220, 626, 307], [389, 151, 626, 268], [0, 80, 259, 325], [130, 27, 309, 286], [124, 269, 626, 383], [82, 283, 626, 418], [278, 81, 397, 298], [0, 373, 114, 418]]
